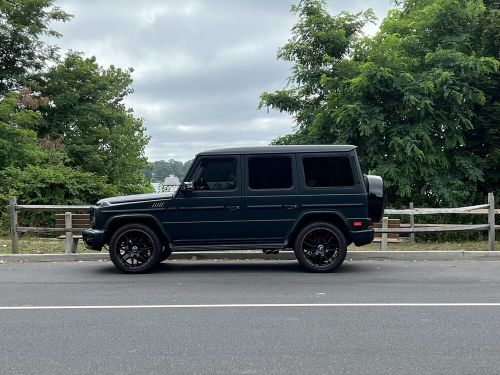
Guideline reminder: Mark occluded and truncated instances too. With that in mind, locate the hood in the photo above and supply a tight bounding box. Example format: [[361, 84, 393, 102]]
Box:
[[97, 192, 174, 206]]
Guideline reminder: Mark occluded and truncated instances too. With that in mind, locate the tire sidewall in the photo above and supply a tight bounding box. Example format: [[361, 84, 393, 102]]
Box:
[[109, 223, 162, 273], [293, 222, 347, 272]]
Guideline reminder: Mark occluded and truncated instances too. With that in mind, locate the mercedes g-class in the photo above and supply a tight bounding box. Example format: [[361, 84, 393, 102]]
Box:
[[83, 145, 383, 273]]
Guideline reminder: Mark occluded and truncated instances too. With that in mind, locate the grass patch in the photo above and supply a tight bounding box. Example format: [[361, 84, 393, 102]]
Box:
[[0, 236, 498, 254], [350, 240, 500, 251], [0, 236, 96, 254]]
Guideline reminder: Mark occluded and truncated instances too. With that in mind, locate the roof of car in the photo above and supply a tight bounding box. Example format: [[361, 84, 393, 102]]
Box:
[[198, 145, 356, 156]]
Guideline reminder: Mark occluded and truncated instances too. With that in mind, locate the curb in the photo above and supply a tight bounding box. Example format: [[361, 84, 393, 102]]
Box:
[[1, 251, 500, 263]]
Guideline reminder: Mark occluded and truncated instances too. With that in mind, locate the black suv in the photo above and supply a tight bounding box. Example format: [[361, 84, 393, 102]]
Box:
[[83, 145, 383, 273]]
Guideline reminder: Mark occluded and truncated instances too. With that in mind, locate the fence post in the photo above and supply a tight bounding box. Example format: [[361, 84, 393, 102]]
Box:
[[380, 216, 388, 251], [409, 202, 415, 244], [64, 212, 74, 254], [9, 197, 19, 254], [488, 193, 495, 252]]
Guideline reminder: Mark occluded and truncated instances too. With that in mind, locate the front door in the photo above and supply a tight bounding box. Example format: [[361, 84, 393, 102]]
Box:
[[175, 155, 242, 246]]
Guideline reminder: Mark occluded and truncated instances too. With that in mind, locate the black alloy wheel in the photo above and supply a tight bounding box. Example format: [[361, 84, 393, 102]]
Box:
[[294, 222, 347, 272], [109, 224, 162, 273]]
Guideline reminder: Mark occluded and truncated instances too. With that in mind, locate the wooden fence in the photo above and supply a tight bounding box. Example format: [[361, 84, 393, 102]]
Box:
[[6, 193, 499, 254], [376, 192, 498, 251], [8, 197, 91, 254]]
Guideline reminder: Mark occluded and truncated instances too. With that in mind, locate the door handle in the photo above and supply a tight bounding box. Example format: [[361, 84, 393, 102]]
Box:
[[283, 204, 298, 209], [226, 205, 240, 211]]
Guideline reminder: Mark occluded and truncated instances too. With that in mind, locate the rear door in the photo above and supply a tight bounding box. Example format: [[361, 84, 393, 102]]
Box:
[[243, 154, 299, 243]]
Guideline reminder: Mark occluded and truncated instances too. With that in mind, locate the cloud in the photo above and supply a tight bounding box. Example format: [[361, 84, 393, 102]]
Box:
[[53, 0, 393, 161]]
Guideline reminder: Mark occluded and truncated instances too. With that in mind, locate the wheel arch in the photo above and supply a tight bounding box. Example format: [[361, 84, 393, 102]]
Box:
[[104, 214, 172, 246], [285, 211, 352, 247]]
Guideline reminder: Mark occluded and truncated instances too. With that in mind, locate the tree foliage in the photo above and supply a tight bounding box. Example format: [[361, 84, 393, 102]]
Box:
[[36, 52, 151, 192], [0, 0, 71, 93], [1, 164, 119, 206], [0, 163, 121, 230], [0, 0, 153, 233], [0, 91, 43, 169], [260, 0, 499, 206]]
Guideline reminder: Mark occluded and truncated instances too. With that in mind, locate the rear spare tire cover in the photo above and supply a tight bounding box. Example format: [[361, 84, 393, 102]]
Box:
[[366, 175, 384, 223]]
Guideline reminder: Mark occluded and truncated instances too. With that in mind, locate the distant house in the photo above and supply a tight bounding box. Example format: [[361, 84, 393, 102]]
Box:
[[164, 174, 180, 186], [150, 175, 180, 193]]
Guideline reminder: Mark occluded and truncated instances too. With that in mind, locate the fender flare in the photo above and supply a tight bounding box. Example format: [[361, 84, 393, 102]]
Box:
[[284, 210, 351, 245], [105, 214, 173, 244]]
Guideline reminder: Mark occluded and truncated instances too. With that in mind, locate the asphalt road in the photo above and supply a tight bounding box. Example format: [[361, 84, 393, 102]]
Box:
[[1, 260, 500, 374]]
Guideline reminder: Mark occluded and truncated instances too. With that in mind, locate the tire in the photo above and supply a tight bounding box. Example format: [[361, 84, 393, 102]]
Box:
[[293, 222, 347, 273], [160, 246, 173, 262], [109, 223, 162, 273]]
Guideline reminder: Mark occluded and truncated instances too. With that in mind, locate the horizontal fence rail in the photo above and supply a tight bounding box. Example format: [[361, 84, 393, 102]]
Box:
[[375, 224, 492, 233], [384, 204, 493, 215], [15, 205, 91, 212], [6, 193, 498, 254], [376, 192, 497, 251]]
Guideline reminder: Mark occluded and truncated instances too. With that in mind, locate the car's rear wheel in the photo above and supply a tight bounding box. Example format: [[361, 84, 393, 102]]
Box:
[[293, 222, 347, 272], [109, 224, 162, 273]]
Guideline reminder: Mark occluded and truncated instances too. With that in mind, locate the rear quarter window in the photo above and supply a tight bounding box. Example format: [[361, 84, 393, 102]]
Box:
[[302, 156, 354, 187]]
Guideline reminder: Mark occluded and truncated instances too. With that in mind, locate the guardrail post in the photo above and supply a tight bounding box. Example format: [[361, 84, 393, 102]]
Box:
[[64, 212, 74, 254], [380, 216, 388, 251], [409, 202, 415, 244], [488, 193, 495, 252], [9, 197, 19, 254]]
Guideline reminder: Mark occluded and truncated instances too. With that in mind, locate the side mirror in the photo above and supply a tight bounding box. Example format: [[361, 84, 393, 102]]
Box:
[[180, 181, 194, 193]]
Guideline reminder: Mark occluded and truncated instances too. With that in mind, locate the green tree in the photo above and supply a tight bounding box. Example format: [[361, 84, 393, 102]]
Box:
[[0, 91, 43, 169], [465, 0, 500, 199], [0, 0, 71, 93], [36, 52, 151, 193], [260, 0, 499, 206], [0, 90, 122, 231]]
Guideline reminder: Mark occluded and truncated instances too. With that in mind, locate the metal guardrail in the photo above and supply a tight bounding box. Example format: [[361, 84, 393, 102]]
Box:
[[6, 192, 498, 254]]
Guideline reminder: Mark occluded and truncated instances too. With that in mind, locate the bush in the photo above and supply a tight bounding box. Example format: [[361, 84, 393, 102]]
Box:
[[0, 164, 121, 231]]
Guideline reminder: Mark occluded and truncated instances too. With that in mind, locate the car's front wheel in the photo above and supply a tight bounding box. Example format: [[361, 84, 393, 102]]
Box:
[[293, 222, 347, 272], [109, 224, 162, 273]]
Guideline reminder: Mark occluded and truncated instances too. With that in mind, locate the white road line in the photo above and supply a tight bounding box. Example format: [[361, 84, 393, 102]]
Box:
[[0, 303, 500, 310]]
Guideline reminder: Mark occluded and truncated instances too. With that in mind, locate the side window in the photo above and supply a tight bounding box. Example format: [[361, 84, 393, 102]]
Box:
[[303, 156, 354, 187], [248, 156, 293, 190], [192, 157, 237, 191]]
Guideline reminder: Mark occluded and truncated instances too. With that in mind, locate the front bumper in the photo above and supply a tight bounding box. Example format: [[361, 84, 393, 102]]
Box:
[[82, 229, 106, 251], [350, 228, 374, 247]]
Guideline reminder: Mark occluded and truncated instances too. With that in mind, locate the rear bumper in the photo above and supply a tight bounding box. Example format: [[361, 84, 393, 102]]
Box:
[[350, 228, 374, 247], [82, 229, 106, 251]]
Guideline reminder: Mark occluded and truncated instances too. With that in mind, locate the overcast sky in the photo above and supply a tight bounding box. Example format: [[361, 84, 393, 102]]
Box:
[[53, 0, 393, 161]]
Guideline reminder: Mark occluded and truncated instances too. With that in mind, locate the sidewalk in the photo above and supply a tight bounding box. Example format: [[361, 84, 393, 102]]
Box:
[[1, 250, 500, 263]]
